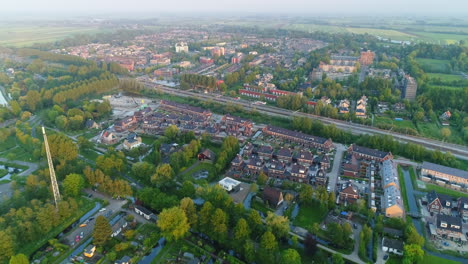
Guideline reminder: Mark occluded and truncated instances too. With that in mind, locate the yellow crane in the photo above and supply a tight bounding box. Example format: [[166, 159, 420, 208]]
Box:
[[42, 126, 61, 208]]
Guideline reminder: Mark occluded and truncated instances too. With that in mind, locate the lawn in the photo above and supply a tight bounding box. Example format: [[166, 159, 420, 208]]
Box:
[[412, 31, 468, 46], [424, 183, 468, 199], [428, 85, 466, 91], [427, 73, 464, 82], [0, 145, 36, 162], [293, 201, 328, 232], [416, 122, 464, 145], [415, 58, 452, 73], [179, 162, 217, 182], [374, 116, 417, 130], [422, 253, 462, 264], [250, 199, 274, 216], [0, 135, 17, 152], [397, 166, 410, 211]]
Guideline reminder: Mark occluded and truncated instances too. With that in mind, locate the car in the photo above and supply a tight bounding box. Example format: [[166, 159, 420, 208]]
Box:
[[383, 255, 389, 260], [75, 235, 80, 243], [87, 193, 92, 198], [80, 232, 84, 239], [79, 223, 87, 228], [88, 217, 95, 221], [99, 208, 107, 212], [353, 223, 358, 229]]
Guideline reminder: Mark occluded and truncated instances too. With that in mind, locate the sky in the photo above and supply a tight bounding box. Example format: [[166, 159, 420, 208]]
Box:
[[2, 0, 468, 16]]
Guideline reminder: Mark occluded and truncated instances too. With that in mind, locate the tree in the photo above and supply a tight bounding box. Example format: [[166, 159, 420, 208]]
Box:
[[63, 173, 84, 197], [77, 136, 93, 150], [440, 127, 451, 139], [243, 240, 256, 263], [405, 225, 424, 246], [280, 249, 301, 264], [93, 215, 112, 246], [151, 164, 174, 187], [403, 244, 424, 264], [259, 231, 278, 263], [265, 212, 290, 240], [164, 125, 179, 140], [248, 210, 263, 238], [9, 254, 29, 264], [284, 193, 294, 203], [211, 208, 228, 242], [328, 191, 336, 209], [332, 253, 345, 264], [257, 171, 268, 185], [47, 133, 79, 164], [0, 230, 14, 263], [157, 207, 190, 241], [179, 181, 196, 198], [198, 201, 214, 234], [180, 197, 197, 228], [131, 162, 155, 182], [304, 234, 318, 256], [234, 218, 250, 242], [299, 184, 313, 205]]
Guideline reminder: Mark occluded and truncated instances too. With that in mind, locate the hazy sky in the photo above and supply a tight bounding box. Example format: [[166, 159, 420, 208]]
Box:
[[2, 0, 468, 15]]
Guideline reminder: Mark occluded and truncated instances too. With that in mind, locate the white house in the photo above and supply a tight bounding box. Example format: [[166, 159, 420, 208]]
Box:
[[218, 177, 241, 192]]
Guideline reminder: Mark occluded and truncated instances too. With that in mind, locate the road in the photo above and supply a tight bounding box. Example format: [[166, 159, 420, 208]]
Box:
[[0, 158, 40, 178], [143, 83, 468, 160], [328, 143, 346, 192]]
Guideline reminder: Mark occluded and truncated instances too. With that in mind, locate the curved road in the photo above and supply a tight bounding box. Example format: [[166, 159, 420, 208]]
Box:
[[143, 82, 468, 160]]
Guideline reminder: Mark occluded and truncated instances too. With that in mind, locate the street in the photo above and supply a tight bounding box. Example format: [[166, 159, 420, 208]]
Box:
[[328, 143, 346, 192]]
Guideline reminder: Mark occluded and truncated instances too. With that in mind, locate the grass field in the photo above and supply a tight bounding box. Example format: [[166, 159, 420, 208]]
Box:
[[293, 201, 328, 232], [374, 116, 417, 130], [415, 58, 452, 73], [411, 31, 468, 45], [424, 183, 468, 199], [422, 253, 462, 264], [0, 25, 104, 47], [397, 166, 410, 211], [427, 73, 465, 82]]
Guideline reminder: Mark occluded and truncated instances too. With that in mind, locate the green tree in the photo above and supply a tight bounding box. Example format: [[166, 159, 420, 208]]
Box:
[[198, 201, 214, 234], [257, 171, 268, 185], [265, 212, 290, 240], [157, 207, 190, 241], [63, 173, 84, 197], [131, 162, 155, 182], [248, 210, 263, 238], [259, 231, 278, 263], [0, 230, 14, 263], [243, 240, 256, 263], [77, 136, 93, 150], [151, 164, 174, 187], [9, 254, 29, 264], [211, 208, 228, 242], [403, 244, 424, 264], [48, 133, 79, 164], [93, 215, 112, 246], [332, 253, 345, 264], [234, 218, 251, 241], [299, 184, 313, 205], [280, 249, 301, 264], [405, 225, 424, 246], [180, 197, 198, 228], [164, 125, 179, 140], [440, 127, 451, 139]]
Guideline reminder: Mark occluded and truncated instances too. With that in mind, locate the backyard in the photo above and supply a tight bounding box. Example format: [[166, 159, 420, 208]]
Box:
[[293, 201, 328, 232]]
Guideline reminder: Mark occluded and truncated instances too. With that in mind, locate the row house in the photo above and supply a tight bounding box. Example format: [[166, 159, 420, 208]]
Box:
[[315, 169, 327, 187], [257, 145, 274, 160], [263, 126, 334, 151], [276, 148, 293, 164], [114, 116, 138, 132], [435, 214, 465, 242], [348, 144, 393, 162], [290, 164, 308, 182], [221, 114, 253, 136], [266, 160, 287, 178], [238, 89, 278, 101], [421, 161, 468, 188], [247, 158, 264, 174], [133, 107, 152, 121], [381, 160, 405, 218], [159, 100, 212, 119], [295, 150, 314, 167], [230, 155, 245, 171]]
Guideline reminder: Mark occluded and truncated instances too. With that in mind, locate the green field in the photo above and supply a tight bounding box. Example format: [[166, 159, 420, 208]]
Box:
[[415, 58, 452, 73], [411, 31, 468, 45], [293, 202, 328, 232], [0, 25, 104, 47], [374, 116, 416, 130], [427, 73, 465, 82]]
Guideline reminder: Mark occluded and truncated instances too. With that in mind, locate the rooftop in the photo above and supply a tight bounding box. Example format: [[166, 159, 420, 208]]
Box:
[[422, 161, 468, 180]]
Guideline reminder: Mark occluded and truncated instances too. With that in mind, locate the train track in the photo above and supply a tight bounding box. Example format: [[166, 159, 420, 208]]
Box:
[[143, 82, 468, 160]]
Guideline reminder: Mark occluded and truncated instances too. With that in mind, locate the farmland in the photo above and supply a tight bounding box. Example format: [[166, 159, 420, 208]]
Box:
[[426, 73, 465, 82], [0, 25, 104, 47], [415, 58, 452, 73]]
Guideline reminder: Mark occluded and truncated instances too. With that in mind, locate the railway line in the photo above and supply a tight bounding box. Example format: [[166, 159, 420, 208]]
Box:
[[142, 81, 468, 160]]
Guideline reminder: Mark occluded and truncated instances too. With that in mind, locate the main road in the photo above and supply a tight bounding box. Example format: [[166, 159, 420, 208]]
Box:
[[141, 81, 468, 160]]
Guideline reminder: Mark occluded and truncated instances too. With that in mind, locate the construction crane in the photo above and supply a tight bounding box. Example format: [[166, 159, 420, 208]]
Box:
[[42, 126, 61, 208]]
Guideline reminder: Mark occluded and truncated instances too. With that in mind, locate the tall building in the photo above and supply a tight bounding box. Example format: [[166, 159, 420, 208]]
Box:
[[175, 42, 189, 53], [402, 75, 417, 101]]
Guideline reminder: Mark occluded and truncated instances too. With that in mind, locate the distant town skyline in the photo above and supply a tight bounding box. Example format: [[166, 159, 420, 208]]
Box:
[[2, 0, 468, 16]]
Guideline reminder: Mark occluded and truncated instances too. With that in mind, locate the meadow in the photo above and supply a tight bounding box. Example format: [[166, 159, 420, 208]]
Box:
[[0, 25, 103, 47], [415, 58, 452, 73], [426, 73, 464, 82]]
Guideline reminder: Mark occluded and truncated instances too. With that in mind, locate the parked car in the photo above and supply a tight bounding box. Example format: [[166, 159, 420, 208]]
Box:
[[383, 255, 389, 260], [99, 208, 107, 212], [79, 223, 87, 228], [80, 232, 84, 239], [75, 235, 80, 242], [353, 223, 358, 229]]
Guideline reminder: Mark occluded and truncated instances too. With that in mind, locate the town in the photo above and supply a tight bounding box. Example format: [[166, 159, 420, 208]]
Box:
[[0, 10, 467, 264]]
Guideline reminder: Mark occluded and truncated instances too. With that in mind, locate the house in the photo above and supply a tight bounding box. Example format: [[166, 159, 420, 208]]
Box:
[[219, 177, 241, 192], [426, 190, 455, 215], [85, 119, 99, 129], [114, 116, 137, 132], [84, 244, 96, 258], [257, 145, 273, 160], [290, 164, 308, 182], [382, 237, 404, 256], [247, 158, 264, 174], [315, 169, 327, 187], [111, 218, 128, 237], [295, 151, 314, 166], [115, 255, 131, 264], [263, 187, 284, 208], [198, 149, 216, 162], [266, 160, 286, 178], [320, 155, 330, 170], [159, 100, 212, 119], [458, 197, 468, 221], [421, 161, 468, 188], [230, 154, 244, 171], [339, 185, 359, 205], [435, 214, 465, 242], [263, 126, 333, 151], [276, 148, 292, 164], [383, 227, 403, 238], [100, 131, 118, 145], [381, 160, 405, 218], [440, 111, 451, 120], [348, 144, 393, 162], [134, 205, 155, 221], [123, 133, 142, 150]]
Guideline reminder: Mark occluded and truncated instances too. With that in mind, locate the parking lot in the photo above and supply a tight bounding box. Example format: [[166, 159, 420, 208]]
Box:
[[229, 182, 251, 204]]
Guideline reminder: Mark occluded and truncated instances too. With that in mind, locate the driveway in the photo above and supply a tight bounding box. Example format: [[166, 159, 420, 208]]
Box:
[[0, 157, 40, 178], [328, 143, 346, 192], [61, 190, 127, 247]]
